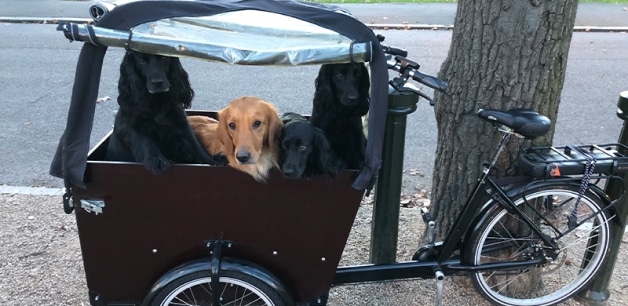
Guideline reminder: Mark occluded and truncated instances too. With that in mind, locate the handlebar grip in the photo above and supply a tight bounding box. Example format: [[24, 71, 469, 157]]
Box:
[[382, 46, 408, 57], [411, 70, 448, 93]]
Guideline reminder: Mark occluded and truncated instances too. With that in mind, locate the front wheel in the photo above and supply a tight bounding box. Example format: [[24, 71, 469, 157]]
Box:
[[150, 267, 291, 306], [465, 184, 613, 306]]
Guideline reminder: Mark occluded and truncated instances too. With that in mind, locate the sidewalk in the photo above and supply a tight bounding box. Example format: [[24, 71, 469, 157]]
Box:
[[0, 0, 627, 31]]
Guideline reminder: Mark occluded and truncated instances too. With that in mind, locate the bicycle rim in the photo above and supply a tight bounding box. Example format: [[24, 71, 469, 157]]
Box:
[[160, 276, 275, 306], [468, 186, 611, 306]]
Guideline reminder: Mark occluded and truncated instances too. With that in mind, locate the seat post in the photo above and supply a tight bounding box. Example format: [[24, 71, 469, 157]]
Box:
[[479, 130, 513, 182]]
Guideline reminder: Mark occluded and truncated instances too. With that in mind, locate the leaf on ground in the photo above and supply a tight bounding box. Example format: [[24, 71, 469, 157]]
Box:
[[400, 194, 416, 208], [405, 168, 420, 176], [422, 200, 431, 208], [413, 189, 428, 198], [400, 199, 415, 208], [96, 96, 112, 103]]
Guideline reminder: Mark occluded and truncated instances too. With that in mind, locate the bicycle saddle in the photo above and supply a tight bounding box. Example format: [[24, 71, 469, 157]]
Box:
[[477, 108, 551, 139]]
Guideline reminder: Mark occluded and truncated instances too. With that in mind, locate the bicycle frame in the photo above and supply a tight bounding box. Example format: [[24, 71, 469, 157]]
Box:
[[334, 129, 557, 285]]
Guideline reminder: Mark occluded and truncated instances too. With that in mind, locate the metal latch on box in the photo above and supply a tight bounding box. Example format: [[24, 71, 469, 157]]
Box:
[[80, 199, 105, 215]]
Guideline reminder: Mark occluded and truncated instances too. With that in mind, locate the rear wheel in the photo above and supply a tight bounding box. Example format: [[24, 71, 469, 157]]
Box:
[[150, 268, 290, 306], [466, 184, 612, 305]]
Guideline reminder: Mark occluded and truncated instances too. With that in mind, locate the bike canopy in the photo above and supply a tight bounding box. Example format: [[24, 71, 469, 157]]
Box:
[[50, 0, 388, 191]]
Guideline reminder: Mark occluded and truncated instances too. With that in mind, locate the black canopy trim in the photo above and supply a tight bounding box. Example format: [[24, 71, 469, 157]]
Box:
[[50, 0, 387, 192]]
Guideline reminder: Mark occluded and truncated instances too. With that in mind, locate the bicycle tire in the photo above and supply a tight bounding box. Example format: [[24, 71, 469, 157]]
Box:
[[149, 267, 290, 306], [465, 183, 613, 306]]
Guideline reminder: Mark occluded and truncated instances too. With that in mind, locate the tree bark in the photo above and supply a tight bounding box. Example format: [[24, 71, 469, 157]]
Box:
[[429, 0, 579, 240]]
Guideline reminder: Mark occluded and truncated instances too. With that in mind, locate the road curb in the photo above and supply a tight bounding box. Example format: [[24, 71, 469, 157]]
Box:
[[0, 17, 93, 24], [0, 185, 63, 196]]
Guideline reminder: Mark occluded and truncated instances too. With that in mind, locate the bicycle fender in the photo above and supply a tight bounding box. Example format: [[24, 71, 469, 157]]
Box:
[[140, 257, 292, 306], [587, 183, 623, 226], [534, 179, 621, 225], [464, 178, 621, 251]]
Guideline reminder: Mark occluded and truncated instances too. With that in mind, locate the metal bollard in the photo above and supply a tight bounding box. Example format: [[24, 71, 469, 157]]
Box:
[[369, 87, 419, 264], [577, 91, 628, 305]]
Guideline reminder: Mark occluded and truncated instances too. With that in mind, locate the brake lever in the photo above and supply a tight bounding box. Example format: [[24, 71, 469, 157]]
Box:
[[395, 56, 420, 70], [389, 78, 435, 106]]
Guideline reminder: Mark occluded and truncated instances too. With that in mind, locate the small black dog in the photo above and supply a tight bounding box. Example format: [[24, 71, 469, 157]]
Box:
[[309, 62, 370, 169], [106, 50, 223, 173], [279, 113, 343, 179]]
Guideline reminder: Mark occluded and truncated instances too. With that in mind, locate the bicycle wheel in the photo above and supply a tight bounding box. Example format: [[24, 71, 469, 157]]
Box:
[[465, 184, 613, 306], [150, 268, 290, 306]]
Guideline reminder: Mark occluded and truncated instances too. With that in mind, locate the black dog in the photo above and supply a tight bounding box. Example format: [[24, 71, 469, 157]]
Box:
[[105, 50, 223, 173], [279, 113, 344, 179], [309, 62, 370, 170]]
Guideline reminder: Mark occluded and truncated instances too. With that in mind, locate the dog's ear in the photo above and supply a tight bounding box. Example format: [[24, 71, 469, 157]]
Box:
[[356, 63, 371, 116], [358, 63, 371, 93], [265, 103, 284, 150], [118, 52, 142, 102], [313, 64, 335, 112], [216, 109, 234, 157], [310, 127, 342, 177], [168, 57, 195, 109]]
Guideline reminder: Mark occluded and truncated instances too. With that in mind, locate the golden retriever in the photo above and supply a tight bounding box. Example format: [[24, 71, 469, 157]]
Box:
[[188, 96, 283, 182]]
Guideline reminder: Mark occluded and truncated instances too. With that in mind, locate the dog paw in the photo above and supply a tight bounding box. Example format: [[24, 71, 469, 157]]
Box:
[[144, 156, 173, 173]]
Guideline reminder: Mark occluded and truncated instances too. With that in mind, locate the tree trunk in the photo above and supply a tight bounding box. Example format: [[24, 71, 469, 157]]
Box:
[[429, 0, 579, 240]]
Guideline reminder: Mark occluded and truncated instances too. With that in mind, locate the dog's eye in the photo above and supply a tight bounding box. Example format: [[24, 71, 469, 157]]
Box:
[[252, 120, 262, 129], [135, 57, 147, 65], [298, 145, 307, 152], [335, 73, 345, 80], [228, 122, 236, 130]]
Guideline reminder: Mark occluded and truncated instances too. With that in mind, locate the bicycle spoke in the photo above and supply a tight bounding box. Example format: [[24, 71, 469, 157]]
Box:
[[467, 185, 611, 305], [156, 274, 282, 306], [560, 226, 600, 251]]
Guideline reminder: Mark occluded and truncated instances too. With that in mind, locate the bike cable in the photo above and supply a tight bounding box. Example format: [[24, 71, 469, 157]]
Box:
[[567, 145, 597, 230]]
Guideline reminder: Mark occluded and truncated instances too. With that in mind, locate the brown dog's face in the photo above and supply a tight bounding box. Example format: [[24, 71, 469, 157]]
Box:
[[217, 96, 282, 165]]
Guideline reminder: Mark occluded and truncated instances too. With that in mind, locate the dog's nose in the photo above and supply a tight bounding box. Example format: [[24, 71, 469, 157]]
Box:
[[236, 151, 251, 163], [282, 167, 300, 179], [148, 78, 170, 94], [153, 80, 165, 88]]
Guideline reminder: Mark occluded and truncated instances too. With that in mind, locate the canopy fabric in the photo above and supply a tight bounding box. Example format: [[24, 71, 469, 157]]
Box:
[[50, 0, 388, 192], [59, 17, 373, 65]]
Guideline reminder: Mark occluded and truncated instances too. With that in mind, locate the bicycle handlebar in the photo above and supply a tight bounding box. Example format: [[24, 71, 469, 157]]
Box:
[[382, 45, 408, 57], [385, 55, 448, 93], [377, 34, 408, 57], [406, 69, 448, 93], [378, 34, 448, 104]]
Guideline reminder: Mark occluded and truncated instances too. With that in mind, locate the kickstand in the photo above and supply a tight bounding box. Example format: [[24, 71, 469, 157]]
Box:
[[435, 270, 444, 306]]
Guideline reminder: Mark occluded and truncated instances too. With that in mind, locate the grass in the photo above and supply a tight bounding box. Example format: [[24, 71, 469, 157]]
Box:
[[307, 0, 628, 3]]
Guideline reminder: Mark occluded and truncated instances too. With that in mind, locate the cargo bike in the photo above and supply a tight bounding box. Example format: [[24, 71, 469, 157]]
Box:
[[51, 1, 626, 305]]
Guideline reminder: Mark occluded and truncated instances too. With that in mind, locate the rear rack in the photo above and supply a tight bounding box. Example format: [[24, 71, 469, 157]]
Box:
[[518, 143, 628, 178]]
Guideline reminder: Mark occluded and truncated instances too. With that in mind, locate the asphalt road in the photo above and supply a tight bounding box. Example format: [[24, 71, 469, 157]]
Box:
[[1, 1, 627, 28], [1, 24, 627, 193]]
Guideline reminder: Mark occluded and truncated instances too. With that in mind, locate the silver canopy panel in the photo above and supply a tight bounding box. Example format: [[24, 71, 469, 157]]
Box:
[[61, 10, 372, 66]]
